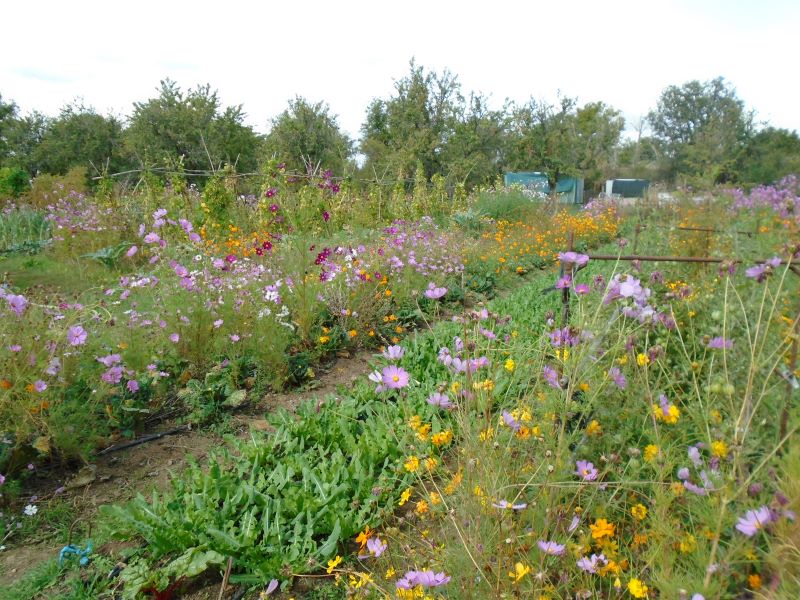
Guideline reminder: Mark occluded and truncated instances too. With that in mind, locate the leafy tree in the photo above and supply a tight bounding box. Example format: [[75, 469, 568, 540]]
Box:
[[33, 102, 127, 176], [125, 80, 261, 175], [505, 95, 579, 189], [360, 60, 462, 180], [263, 97, 352, 175], [440, 93, 507, 187], [573, 102, 624, 192], [648, 77, 753, 184], [736, 127, 800, 185], [3, 111, 49, 175], [0, 94, 18, 164]]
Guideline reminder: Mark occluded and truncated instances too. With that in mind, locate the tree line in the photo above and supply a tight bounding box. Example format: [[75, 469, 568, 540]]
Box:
[[1, 60, 799, 197]]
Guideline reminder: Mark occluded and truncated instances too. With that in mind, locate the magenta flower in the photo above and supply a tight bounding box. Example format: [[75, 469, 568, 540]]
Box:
[[322, 211, 330, 222], [575, 460, 598, 481], [381, 365, 409, 389], [735, 506, 773, 537], [383, 345, 405, 360], [126, 380, 140, 393], [574, 283, 590, 295], [427, 392, 453, 409], [707, 337, 733, 349], [9, 344, 21, 352], [492, 499, 527, 510], [67, 325, 88, 346], [555, 274, 572, 289], [0, 473, 5, 485], [143, 232, 160, 244], [101, 366, 124, 384], [537, 540, 566, 556], [169, 333, 180, 343]]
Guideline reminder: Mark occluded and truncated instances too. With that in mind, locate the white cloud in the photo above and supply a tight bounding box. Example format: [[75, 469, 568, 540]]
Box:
[[1, 0, 798, 137]]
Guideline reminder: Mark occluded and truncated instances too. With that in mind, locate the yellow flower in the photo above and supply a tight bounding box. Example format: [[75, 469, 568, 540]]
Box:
[[429, 492, 441, 505], [590, 518, 615, 540], [399, 488, 412, 506], [416, 500, 429, 515], [711, 440, 728, 458], [748, 573, 762, 590], [326, 555, 342, 574], [631, 504, 648, 520], [404, 456, 420, 472], [348, 329, 357, 338], [636, 353, 650, 366], [385, 566, 396, 578], [355, 526, 372, 550], [679, 533, 696, 553], [479, 427, 495, 441], [643, 444, 660, 463], [319, 335, 330, 344], [508, 562, 531, 583], [586, 420, 603, 436], [431, 430, 453, 446], [617, 354, 628, 365], [424, 457, 438, 471], [504, 358, 515, 372], [578, 382, 590, 392], [627, 578, 649, 598]]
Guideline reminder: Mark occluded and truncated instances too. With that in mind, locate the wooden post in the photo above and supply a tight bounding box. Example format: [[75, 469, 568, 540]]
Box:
[[561, 231, 574, 329]]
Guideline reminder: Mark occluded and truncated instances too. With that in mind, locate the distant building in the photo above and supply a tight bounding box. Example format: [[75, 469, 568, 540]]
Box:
[[504, 172, 585, 203], [604, 179, 650, 198]]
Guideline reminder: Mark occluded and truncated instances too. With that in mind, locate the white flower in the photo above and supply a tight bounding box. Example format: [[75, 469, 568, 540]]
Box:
[[23, 504, 38, 516]]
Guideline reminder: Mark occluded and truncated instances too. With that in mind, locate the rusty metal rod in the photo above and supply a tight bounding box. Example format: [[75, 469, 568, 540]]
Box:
[[587, 254, 795, 266]]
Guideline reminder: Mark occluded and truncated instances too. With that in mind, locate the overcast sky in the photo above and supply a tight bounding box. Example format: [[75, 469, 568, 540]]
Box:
[[1, 0, 798, 140]]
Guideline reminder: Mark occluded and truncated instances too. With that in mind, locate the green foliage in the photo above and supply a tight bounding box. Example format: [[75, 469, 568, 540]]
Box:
[[736, 127, 800, 185], [648, 77, 753, 184], [0, 205, 50, 252], [102, 393, 414, 592], [263, 97, 353, 175], [177, 357, 254, 424], [0, 165, 29, 198], [124, 79, 261, 176]]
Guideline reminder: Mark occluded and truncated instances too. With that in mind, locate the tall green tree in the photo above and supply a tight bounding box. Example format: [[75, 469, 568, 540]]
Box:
[[0, 94, 18, 164], [34, 102, 126, 176], [263, 97, 352, 175], [648, 77, 753, 184], [573, 101, 625, 192], [125, 80, 261, 174], [360, 60, 462, 180], [735, 127, 800, 185]]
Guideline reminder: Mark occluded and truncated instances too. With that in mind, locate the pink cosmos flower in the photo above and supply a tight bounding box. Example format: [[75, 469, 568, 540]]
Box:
[[502, 411, 521, 432], [126, 245, 138, 257], [707, 337, 733, 349], [543, 365, 561, 389], [575, 460, 598, 481], [381, 365, 409, 389], [735, 506, 773, 537], [359, 536, 388, 559], [574, 283, 590, 295], [608, 367, 627, 389], [396, 570, 451, 589], [492, 499, 527, 510], [97, 354, 122, 367], [67, 325, 87, 346], [427, 392, 453, 409], [33, 380, 47, 392], [169, 333, 180, 343], [424, 282, 447, 299], [576, 553, 606, 573], [537, 540, 566, 556], [383, 345, 405, 360], [127, 380, 140, 393], [7, 294, 28, 316], [558, 252, 590, 267]]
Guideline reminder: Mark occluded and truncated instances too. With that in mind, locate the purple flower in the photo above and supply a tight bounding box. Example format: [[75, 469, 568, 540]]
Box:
[[707, 337, 733, 350], [677, 467, 691, 480], [558, 252, 589, 267], [126, 245, 138, 257], [502, 411, 521, 432], [537, 540, 565, 556], [424, 282, 448, 300], [745, 264, 768, 282], [9, 344, 21, 352], [608, 367, 627, 389], [143, 232, 160, 244], [97, 353, 122, 367], [0, 473, 5, 485], [264, 579, 279, 595], [7, 294, 28, 316], [33, 380, 47, 393], [555, 274, 572, 289], [574, 283, 590, 295], [383, 345, 405, 360], [101, 366, 124, 384], [735, 506, 773, 536], [543, 365, 561, 389], [492, 499, 527, 510], [427, 392, 453, 409], [568, 514, 580, 532], [229, 334, 240, 342], [684, 481, 709, 496], [169, 333, 180, 343], [322, 211, 330, 222], [381, 365, 409, 389], [575, 460, 598, 481], [397, 570, 451, 589], [576, 553, 606, 573], [126, 379, 140, 393], [67, 325, 88, 346], [359, 536, 387, 559]]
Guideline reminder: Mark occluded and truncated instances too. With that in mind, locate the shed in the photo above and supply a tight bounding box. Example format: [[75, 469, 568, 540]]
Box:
[[504, 172, 585, 203], [604, 179, 650, 198]]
